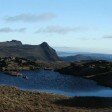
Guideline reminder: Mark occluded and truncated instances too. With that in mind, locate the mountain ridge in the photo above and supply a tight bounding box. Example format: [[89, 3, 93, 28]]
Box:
[[0, 40, 59, 61]]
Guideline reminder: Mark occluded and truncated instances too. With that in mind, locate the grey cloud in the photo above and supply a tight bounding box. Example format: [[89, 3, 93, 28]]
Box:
[[103, 35, 112, 39], [0, 27, 26, 33], [5, 13, 56, 22], [35, 26, 86, 34]]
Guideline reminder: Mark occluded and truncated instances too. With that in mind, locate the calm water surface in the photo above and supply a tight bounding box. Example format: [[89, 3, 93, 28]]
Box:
[[0, 70, 112, 97]]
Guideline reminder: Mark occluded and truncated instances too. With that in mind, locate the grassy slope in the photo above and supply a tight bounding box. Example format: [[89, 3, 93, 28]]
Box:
[[0, 86, 111, 112]]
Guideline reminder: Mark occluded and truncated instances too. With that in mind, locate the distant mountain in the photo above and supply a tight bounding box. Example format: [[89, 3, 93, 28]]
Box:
[[57, 51, 80, 57], [0, 40, 59, 61], [61, 53, 112, 62], [61, 54, 93, 62], [57, 51, 91, 57], [84, 53, 112, 61]]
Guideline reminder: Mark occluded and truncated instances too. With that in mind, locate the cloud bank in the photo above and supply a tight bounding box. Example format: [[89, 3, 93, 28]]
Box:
[[103, 35, 112, 39], [5, 13, 56, 22], [35, 26, 86, 34], [0, 27, 26, 33]]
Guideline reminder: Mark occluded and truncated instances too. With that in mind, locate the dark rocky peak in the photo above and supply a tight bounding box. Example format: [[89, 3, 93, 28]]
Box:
[[40, 42, 50, 48], [0, 40, 22, 46]]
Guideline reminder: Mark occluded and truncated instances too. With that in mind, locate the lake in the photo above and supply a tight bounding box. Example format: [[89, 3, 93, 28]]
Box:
[[0, 70, 112, 97]]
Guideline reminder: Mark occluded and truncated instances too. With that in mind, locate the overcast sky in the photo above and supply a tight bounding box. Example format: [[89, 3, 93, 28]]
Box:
[[0, 0, 112, 53]]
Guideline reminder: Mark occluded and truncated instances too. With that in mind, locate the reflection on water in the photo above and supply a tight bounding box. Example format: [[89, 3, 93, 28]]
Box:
[[0, 70, 112, 97]]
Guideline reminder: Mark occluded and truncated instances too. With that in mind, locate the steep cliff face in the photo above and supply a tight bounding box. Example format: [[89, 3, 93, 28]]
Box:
[[0, 40, 60, 61], [40, 42, 59, 61]]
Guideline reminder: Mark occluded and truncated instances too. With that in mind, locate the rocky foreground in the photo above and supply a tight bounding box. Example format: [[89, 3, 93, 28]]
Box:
[[0, 86, 112, 112]]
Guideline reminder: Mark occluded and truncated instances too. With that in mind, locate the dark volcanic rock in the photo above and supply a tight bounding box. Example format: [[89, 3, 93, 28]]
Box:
[[0, 40, 59, 61]]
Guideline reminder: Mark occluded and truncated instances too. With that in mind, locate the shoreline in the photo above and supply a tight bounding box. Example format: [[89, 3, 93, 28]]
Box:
[[1, 69, 112, 89], [0, 57, 111, 88], [1, 83, 112, 98]]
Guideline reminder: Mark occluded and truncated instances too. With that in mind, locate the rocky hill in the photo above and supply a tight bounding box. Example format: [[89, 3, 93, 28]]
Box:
[[0, 40, 59, 61], [56, 60, 112, 87]]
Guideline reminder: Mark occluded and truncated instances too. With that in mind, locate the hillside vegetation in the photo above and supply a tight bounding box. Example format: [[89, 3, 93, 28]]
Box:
[[0, 86, 111, 112]]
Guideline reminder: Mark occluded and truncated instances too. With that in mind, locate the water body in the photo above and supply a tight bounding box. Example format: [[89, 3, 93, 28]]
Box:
[[0, 70, 112, 97]]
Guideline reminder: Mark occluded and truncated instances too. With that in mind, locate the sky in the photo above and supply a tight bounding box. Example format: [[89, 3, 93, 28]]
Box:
[[0, 0, 112, 53]]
